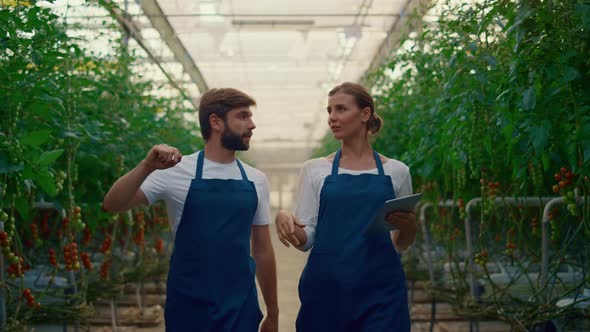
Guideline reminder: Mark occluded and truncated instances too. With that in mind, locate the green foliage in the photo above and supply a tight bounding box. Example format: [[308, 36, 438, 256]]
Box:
[[315, 0, 590, 328], [0, 2, 200, 327], [0, 3, 202, 208], [368, 0, 589, 199]]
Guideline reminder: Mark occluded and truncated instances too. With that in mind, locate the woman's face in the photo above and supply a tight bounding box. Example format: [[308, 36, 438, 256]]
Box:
[[327, 92, 371, 140]]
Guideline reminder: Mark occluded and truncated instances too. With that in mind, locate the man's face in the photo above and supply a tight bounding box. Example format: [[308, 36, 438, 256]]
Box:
[[221, 106, 256, 151]]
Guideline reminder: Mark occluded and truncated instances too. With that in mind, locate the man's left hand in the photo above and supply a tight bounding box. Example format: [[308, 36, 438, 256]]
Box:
[[260, 313, 278, 332]]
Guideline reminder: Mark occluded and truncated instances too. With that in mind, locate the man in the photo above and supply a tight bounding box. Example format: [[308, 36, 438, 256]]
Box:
[[103, 88, 278, 331]]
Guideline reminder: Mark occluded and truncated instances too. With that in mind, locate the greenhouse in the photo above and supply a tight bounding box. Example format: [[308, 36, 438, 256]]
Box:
[[1, 0, 589, 331]]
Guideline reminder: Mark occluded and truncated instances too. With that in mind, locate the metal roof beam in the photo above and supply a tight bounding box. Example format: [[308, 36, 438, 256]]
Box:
[[360, 0, 432, 87], [138, 0, 209, 96], [101, 0, 198, 108]]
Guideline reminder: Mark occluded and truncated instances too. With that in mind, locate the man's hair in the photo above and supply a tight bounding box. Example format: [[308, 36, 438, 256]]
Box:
[[198, 88, 256, 140]]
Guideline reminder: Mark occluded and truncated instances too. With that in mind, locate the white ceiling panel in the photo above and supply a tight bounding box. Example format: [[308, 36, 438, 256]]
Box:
[[155, 0, 408, 148]]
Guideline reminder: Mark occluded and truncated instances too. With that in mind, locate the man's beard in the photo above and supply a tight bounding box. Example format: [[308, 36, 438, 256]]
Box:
[[221, 126, 251, 151]]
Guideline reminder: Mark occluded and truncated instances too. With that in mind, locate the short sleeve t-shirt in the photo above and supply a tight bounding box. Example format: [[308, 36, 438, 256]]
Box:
[[293, 156, 413, 251], [140, 151, 271, 235]]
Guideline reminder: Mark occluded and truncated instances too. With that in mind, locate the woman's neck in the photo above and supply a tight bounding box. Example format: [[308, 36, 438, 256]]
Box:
[[341, 131, 371, 157], [338, 134, 374, 169]]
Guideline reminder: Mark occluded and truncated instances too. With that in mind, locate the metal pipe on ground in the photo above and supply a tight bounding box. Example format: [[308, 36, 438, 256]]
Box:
[[464, 196, 554, 332], [541, 196, 587, 288], [419, 200, 457, 332]]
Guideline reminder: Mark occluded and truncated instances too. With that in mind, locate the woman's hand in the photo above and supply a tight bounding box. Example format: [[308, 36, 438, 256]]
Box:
[[386, 211, 417, 251], [275, 210, 306, 247]]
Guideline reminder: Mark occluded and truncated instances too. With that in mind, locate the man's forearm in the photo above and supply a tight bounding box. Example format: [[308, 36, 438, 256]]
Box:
[[254, 249, 278, 315], [103, 161, 153, 213]]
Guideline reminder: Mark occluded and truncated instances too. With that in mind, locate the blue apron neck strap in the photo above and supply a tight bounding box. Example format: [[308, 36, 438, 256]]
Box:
[[196, 150, 205, 179], [196, 150, 249, 181], [331, 149, 384, 176], [236, 159, 249, 181], [331, 150, 342, 175], [373, 150, 385, 176]]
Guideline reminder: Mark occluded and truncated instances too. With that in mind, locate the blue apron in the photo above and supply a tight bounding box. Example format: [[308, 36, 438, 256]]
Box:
[[296, 150, 410, 332], [165, 151, 263, 332]]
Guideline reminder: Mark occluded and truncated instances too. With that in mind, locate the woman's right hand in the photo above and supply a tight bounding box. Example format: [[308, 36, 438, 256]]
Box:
[[275, 210, 305, 247], [141, 144, 182, 172]]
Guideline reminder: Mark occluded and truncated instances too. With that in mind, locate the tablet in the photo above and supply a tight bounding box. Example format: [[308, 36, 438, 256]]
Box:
[[366, 193, 423, 234]]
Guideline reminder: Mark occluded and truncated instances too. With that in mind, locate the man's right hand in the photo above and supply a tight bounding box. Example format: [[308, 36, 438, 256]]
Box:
[[142, 144, 182, 171]]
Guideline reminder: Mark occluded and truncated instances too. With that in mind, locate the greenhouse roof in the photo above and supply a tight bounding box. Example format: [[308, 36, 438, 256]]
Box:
[[156, 0, 414, 149], [50, 0, 427, 151]]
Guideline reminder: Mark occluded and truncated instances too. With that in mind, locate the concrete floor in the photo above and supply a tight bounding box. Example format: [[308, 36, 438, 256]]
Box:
[[256, 225, 309, 331], [78, 224, 514, 332], [122, 224, 310, 332]]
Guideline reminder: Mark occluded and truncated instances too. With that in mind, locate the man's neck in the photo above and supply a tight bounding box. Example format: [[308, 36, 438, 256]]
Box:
[[203, 141, 236, 164]]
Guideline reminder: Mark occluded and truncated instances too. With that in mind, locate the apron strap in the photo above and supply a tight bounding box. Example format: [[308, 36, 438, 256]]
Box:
[[196, 150, 205, 180], [236, 159, 249, 181], [373, 150, 385, 176], [196, 150, 249, 181], [331, 149, 384, 176], [331, 150, 342, 176]]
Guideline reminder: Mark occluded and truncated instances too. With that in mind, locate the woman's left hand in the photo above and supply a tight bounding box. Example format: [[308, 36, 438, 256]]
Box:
[[385, 211, 417, 251]]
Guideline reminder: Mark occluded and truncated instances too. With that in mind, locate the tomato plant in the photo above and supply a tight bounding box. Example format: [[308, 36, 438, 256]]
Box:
[[316, 0, 590, 328], [1, 1, 201, 329]]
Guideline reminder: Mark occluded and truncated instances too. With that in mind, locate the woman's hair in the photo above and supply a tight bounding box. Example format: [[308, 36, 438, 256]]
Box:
[[328, 82, 382, 135]]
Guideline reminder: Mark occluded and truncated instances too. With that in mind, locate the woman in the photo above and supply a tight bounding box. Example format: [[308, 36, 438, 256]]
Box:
[[276, 82, 416, 331]]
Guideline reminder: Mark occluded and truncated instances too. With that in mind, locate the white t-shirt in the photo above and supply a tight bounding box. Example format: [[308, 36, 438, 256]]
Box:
[[140, 151, 271, 235], [294, 157, 413, 251]]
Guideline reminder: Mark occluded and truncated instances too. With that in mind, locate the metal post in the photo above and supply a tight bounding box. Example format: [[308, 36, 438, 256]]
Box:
[[0, 222, 5, 330], [111, 298, 118, 332], [123, 0, 130, 47], [540, 196, 586, 288], [419, 200, 456, 332], [419, 203, 435, 282], [419, 200, 457, 283], [419, 196, 564, 332], [541, 197, 563, 287], [464, 198, 481, 304], [463, 196, 555, 332]]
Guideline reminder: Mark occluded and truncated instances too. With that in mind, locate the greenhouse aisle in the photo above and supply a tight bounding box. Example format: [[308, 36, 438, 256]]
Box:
[[94, 224, 510, 332], [127, 223, 309, 332], [257, 224, 309, 332]]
